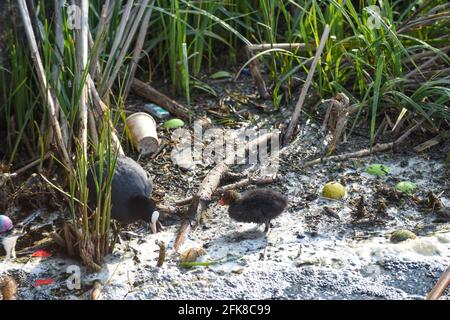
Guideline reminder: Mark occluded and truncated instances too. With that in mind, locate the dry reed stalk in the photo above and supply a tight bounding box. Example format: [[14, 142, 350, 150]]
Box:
[[17, 0, 73, 171], [283, 25, 330, 145], [102, 0, 151, 96], [124, 0, 155, 98]]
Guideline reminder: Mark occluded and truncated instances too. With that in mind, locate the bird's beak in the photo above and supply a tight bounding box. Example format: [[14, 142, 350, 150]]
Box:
[[218, 198, 225, 205], [150, 211, 159, 234]]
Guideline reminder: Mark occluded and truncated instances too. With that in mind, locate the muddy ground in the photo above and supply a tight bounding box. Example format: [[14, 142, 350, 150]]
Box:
[[1, 119, 449, 300], [1, 70, 449, 300]]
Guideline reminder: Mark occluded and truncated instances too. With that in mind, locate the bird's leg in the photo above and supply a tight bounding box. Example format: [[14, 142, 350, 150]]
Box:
[[259, 221, 272, 261], [112, 221, 120, 245], [264, 221, 271, 233]]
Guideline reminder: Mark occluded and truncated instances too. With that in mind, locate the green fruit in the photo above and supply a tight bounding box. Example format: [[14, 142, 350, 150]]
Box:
[[390, 229, 416, 243], [395, 181, 417, 194], [367, 164, 390, 176], [322, 182, 346, 200], [163, 118, 185, 129]]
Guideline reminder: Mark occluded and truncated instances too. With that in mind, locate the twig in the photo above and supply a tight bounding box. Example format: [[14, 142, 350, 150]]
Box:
[[427, 265, 450, 300], [131, 78, 190, 121], [321, 93, 351, 155], [245, 46, 270, 99], [302, 119, 424, 168], [174, 176, 276, 207], [6, 152, 52, 177], [397, 0, 435, 31], [155, 240, 166, 267], [413, 130, 449, 152], [283, 24, 330, 145]]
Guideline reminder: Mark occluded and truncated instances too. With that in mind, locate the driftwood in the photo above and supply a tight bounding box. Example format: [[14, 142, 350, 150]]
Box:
[[427, 265, 450, 300], [245, 46, 270, 99], [131, 78, 190, 121], [173, 133, 275, 252], [302, 119, 424, 168], [174, 176, 276, 207], [283, 24, 330, 145]]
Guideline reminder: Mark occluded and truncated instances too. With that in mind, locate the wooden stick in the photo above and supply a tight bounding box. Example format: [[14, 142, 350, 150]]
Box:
[[245, 46, 270, 99], [14, 152, 52, 176], [17, 0, 73, 171], [302, 119, 424, 168], [174, 176, 276, 206], [414, 130, 449, 152], [283, 24, 330, 145], [155, 240, 166, 267], [427, 265, 450, 300], [131, 78, 190, 121], [173, 133, 275, 252]]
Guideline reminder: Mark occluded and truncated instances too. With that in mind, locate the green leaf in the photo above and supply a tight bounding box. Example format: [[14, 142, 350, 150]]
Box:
[[210, 71, 232, 79], [367, 164, 391, 176], [395, 181, 417, 194], [163, 119, 185, 129], [192, 80, 217, 96]]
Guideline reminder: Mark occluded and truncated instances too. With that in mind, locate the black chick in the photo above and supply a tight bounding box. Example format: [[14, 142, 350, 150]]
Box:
[[87, 155, 159, 233], [219, 188, 288, 232]]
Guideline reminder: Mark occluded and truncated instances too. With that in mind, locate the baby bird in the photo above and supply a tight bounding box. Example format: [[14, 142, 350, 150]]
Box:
[[87, 155, 159, 233], [219, 188, 288, 232]]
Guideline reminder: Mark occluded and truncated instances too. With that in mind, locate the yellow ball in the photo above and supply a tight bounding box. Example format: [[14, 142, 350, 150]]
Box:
[[322, 182, 346, 200]]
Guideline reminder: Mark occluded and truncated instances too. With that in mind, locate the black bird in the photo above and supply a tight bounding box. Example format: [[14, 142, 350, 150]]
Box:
[[87, 155, 159, 233], [219, 188, 288, 232]]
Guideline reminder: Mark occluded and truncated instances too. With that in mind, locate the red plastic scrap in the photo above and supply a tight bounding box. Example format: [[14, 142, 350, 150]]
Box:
[[31, 250, 52, 258], [34, 278, 55, 287]]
